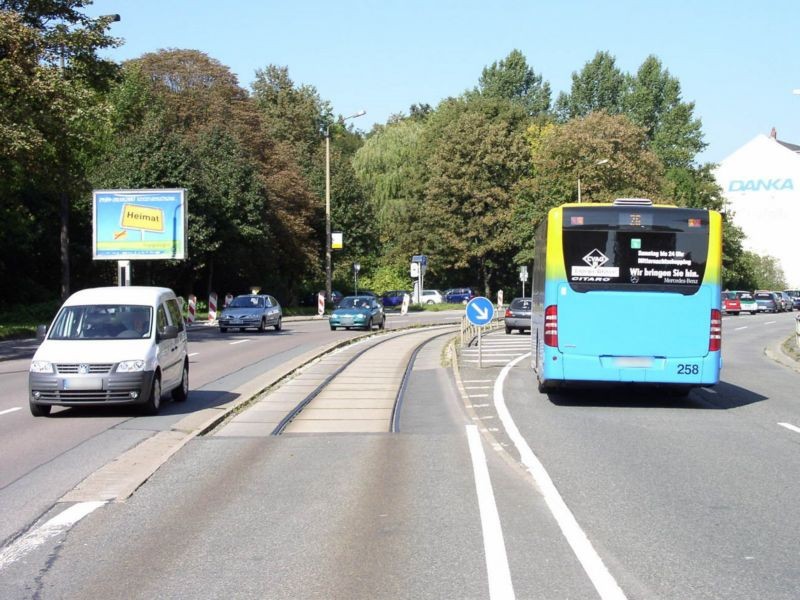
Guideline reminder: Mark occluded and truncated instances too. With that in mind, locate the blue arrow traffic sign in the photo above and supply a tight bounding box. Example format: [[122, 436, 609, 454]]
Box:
[[465, 296, 494, 326]]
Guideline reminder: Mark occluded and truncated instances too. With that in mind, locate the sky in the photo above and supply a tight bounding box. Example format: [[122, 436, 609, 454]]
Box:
[[86, 0, 800, 164]]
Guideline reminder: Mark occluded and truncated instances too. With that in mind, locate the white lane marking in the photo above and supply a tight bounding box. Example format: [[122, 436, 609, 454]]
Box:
[[465, 386, 492, 390], [701, 387, 717, 394], [463, 380, 494, 383], [188, 352, 199, 357], [494, 353, 627, 600], [778, 422, 800, 435], [470, 394, 490, 398], [229, 339, 250, 345], [734, 326, 748, 331], [0, 407, 22, 417], [466, 424, 515, 600], [765, 321, 776, 325], [0, 501, 105, 570]]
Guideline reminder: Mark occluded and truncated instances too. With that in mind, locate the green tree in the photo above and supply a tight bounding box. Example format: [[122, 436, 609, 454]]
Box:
[[750, 254, 787, 290], [474, 49, 551, 116], [624, 56, 705, 169], [555, 51, 626, 120], [420, 96, 530, 295], [513, 112, 663, 263], [0, 5, 120, 301]]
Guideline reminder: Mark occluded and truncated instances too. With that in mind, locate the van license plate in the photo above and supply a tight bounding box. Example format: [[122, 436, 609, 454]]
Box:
[[63, 378, 103, 390]]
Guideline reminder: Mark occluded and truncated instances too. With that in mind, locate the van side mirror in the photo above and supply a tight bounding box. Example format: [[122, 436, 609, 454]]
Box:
[[158, 325, 178, 341], [36, 324, 48, 341]]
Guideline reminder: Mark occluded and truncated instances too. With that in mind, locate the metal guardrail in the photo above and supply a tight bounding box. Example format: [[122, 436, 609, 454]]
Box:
[[459, 313, 502, 347]]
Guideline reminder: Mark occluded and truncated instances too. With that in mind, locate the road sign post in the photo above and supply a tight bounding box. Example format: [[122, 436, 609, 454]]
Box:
[[466, 297, 495, 368], [519, 266, 529, 297]]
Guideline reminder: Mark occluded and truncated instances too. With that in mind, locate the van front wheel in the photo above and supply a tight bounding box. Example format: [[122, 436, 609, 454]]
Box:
[[172, 362, 189, 402], [30, 401, 51, 417], [143, 375, 162, 415]]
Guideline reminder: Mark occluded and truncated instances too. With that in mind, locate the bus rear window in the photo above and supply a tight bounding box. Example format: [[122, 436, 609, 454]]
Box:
[[562, 207, 709, 294]]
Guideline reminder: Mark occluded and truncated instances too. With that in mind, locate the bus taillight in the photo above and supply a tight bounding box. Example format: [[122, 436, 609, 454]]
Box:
[[709, 309, 722, 351], [544, 305, 558, 347]]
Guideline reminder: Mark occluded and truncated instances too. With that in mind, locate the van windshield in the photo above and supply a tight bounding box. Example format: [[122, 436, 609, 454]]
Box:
[[48, 305, 153, 340]]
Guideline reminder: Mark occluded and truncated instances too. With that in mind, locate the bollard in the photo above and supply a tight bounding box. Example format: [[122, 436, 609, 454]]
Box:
[[208, 292, 218, 322], [187, 295, 196, 324]]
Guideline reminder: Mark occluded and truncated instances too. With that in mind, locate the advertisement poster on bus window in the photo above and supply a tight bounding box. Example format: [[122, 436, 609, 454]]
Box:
[[561, 207, 709, 292], [92, 189, 188, 260]]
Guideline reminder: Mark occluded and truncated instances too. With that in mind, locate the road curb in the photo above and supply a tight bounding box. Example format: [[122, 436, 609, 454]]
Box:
[[764, 337, 800, 375]]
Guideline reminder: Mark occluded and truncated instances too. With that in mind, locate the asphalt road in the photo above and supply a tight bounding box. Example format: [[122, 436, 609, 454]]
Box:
[[0, 310, 462, 555], [0, 310, 798, 599]]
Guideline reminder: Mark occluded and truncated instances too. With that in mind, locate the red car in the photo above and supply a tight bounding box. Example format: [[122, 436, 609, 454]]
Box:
[[721, 291, 741, 315]]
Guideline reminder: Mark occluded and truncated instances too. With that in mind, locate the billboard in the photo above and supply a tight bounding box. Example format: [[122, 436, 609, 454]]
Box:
[[93, 189, 187, 260]]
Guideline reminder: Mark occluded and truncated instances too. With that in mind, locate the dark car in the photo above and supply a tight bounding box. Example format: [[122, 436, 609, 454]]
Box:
[[504, 297, 532, 334], [330, 296, 386, 331], [753, 291, 779, 313], [778, 291, 794, 312], [444, 287, 476, 304], [381, 290, 409, 307], [300, 289, 343, 308], [785, 290, 800, 310], [219, 294, 282, 332]]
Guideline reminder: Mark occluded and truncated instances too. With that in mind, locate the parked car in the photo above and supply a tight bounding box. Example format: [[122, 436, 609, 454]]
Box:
[[330, 296, 386, 331], [444, 287, 476, 304], [784, 289, 800, 310], [733, 291, 758, 315], [219, 294, 282, 332], [753, 291, 779, 313], [28, 286, 189, 417], [420, 289, 443, 304], [777, 291, 793, 312], [721, 291, 741, 315], [504, 297, 532, 334], [381, 290, 409, 308]]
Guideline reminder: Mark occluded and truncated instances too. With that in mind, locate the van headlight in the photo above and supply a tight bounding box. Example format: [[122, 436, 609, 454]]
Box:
[[117, 360, 145, 373], [30, 360, 54, 374]]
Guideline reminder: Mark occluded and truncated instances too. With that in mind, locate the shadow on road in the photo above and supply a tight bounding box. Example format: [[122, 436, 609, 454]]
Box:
[[546, 380, 768, 410]]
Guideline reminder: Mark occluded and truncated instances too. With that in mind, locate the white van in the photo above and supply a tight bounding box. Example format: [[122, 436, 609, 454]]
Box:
[[29, 286, 189, 417]]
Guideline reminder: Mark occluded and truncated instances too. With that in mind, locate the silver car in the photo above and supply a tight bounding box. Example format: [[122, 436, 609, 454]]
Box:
[[504, 297, 532, 334], [219, 294, 282, 332]]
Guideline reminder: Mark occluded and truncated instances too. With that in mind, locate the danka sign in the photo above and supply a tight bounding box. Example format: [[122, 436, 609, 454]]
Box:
[[727, 178, 794, 192]]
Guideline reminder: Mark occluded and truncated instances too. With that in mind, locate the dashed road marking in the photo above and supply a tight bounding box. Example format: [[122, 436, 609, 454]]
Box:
[[778, 422, 800, 435], [0, 407, 22, 417], [229, 339, 250, 345]]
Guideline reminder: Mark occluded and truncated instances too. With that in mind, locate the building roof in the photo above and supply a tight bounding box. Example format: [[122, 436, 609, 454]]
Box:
[[777, 139, 800, 153]]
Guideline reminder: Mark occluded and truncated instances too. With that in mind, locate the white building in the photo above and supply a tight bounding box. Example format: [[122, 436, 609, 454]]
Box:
[[713, 130, 800, 288]]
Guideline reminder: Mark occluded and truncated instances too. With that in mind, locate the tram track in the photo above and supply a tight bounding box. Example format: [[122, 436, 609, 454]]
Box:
[[217, 325, 459, 437]]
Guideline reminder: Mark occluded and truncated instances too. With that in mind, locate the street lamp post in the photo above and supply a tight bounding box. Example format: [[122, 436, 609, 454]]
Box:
[[353, 262, 361, 296], [577, 158, 609, 203], [325, 110, 366, 303]]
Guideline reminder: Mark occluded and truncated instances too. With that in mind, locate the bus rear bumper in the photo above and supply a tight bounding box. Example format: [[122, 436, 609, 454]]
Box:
[[543, 351, 720, 387]]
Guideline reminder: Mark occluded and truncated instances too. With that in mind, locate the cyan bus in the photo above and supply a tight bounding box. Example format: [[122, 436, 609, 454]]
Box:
[[531, 199, 722, 393]]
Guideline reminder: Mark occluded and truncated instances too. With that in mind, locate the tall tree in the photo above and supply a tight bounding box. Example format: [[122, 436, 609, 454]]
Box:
[[624, 56, 705, 169], [513, 111, 664, 263], [420, 96, 530, 295], [555, 51, 627, 120], [475, 49, 551, 116], [0, 4, 120, 301]]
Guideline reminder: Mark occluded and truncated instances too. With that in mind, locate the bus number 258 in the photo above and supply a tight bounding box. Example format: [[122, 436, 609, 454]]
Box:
[[677, 364, 699, 375]]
